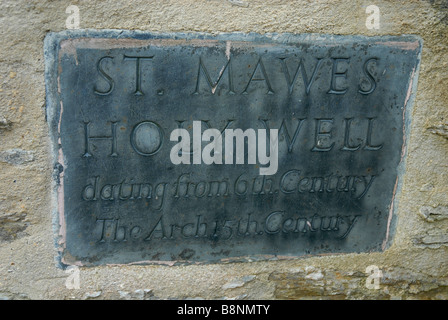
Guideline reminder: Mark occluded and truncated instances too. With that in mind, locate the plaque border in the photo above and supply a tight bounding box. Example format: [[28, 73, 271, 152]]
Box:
[[44, 30, 422, 267]]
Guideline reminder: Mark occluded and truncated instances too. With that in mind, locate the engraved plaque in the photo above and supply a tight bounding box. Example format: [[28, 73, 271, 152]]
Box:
[[45, 31, 421, 266]]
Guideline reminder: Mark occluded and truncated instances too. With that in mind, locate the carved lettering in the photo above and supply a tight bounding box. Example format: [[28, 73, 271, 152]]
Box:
[[328, 57, 350, 95], [259, 118, 305, 153], [279, 57, 323, 94], [359, 58, 379, 95], [94, 56, 115, 95], [97, 212, 360, 243], [82, 176, 167, 210], [242, 58, 275, 95], [123, 55, 154, 95], [341, 118, 361, 151], [364, 117, 383, 150], [279, 170, 376, 199], [131, 121, 164, 156], [311, 118, 335, 152], [79, 117, 384, 161], [82, 121, 118, 158], [193, 57, 235, 95]]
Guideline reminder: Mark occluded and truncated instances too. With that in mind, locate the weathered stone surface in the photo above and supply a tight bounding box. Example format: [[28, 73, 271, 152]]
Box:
[[117, 289, 153, 300], [0, 149, 34, 165], [83, 291, 102, 300], [1, 0, 448, 301], [0, 211, 28, 241], [0, 118, 12, 132], [428, 123, 448, 139], [413, 233, 448, 248], [419, 205, 448, 221], [222, 275, 256, 289], [269, 267, 448, 300]]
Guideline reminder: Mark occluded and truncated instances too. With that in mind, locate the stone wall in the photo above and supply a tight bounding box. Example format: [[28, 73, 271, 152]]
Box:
[[0, 0, 447, 300]]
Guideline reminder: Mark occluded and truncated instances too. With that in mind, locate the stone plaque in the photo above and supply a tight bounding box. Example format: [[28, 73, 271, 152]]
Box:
[[45, 31, 421, 266]]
